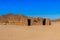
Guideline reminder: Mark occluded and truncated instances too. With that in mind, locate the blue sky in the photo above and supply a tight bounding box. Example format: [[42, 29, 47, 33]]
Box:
[[0, 0, 60, 20]]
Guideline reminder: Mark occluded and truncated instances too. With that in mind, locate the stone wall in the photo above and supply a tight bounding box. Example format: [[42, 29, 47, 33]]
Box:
[[29, 18, 43, 26], [0, 14, 51, 26], [43, 18, 51, 25]]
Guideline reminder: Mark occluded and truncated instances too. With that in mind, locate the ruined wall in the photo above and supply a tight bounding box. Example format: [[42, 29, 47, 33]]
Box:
[[3, 14, 15, 25], [0, 14, 51, 26], [19, 15, 28, 26], [0, 16, 4, 24], [4, 14, 28, 26], [43, 18, 51, 25], [29, 18, 43, 26], [29, 18, 51, 26]]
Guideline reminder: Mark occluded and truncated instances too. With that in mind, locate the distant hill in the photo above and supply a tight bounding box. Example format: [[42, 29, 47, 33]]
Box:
[[52, 19, 60, 22]]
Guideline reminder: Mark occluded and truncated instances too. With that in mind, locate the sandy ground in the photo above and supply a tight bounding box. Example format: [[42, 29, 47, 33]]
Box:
[[0, 22, 60, 40]]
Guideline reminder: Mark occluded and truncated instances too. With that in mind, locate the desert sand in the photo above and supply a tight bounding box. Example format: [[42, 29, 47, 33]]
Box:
[[0, 22, 60, 40]]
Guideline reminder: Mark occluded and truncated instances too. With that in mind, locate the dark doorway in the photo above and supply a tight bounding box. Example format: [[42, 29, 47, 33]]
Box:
[[49, 21, 51, 25], [28, 19, 31, 26], [43, 19, 46, 25]]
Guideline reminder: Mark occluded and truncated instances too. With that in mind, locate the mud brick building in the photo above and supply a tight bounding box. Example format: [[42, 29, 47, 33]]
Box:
[[0, 14, 51, 26]]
